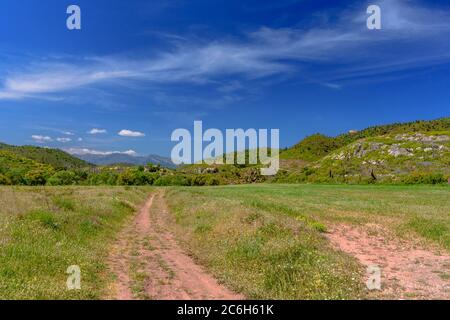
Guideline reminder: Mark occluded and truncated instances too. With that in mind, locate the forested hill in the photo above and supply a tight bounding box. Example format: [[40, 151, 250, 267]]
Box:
[[0, 143, 92, 169]]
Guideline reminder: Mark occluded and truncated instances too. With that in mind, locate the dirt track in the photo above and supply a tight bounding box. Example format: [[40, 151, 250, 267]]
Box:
[[107, 192, 450, 300], [107, 192, 243, 300], [327, 224, 450, 299]]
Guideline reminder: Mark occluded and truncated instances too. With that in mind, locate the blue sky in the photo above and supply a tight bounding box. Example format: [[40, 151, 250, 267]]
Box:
[[0, 0, 449, 157]]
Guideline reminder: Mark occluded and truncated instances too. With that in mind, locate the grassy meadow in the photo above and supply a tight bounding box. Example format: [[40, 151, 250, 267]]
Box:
[[0, 186, 151, 299], [0, 184, 448, 299], [165, 184, 450, 299]]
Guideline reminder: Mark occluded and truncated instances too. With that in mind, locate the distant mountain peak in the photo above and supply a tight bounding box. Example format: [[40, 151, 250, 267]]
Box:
[[74, 153, 176, 168]]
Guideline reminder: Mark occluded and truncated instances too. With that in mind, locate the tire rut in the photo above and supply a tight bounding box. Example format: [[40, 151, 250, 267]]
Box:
[[107, 192, 243, 300]]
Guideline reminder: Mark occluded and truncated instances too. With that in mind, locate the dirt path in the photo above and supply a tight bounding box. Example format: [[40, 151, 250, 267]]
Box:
[[107, 193, 243, 300], [327, 224, 450, 299]]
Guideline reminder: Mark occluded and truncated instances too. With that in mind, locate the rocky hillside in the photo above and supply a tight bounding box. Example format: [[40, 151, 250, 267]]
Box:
[[174, 119, 450, 185], [275, 130, 450, 184], [316, 132, 450, 183], [280, 117, 450, 162]]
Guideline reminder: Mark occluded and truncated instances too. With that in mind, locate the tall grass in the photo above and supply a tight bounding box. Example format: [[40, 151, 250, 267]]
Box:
[[0, 186, 150, 299]]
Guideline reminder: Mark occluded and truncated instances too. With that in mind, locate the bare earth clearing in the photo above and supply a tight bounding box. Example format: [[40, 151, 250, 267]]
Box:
[[107, 192, 243, 300], [327, 224, 450, 299]]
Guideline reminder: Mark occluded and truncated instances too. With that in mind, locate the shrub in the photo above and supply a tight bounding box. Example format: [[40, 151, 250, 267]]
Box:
[[154, 175, 190, 186], [87, 171, 119, 185], [0, 173, 11, 185], [191, 175, 206, 186], [205, 176, 220, 186], [402, 172, 446, 185], [146, 163, 161, 172], [116, 169, 156, 185], [47, 170, 79, 186], [24, 169, 50, 186], [116, 170, 136, 185], [5, 168, 27, 185]]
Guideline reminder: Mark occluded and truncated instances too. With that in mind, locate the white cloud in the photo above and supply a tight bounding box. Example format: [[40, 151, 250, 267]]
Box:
[[31, 135, 53, 143], [65, 148, 137, 156], [77, 137, 83, 141], [56, 137, 72, 143], [118, 129, 146, 137], [63, 131, 75, 136], [88, 128, 107, 134], [1, 0, 450, 100]]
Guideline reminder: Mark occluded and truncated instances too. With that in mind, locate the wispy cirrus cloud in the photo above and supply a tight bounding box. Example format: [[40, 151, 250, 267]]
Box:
[[1, 0, 449, 100]]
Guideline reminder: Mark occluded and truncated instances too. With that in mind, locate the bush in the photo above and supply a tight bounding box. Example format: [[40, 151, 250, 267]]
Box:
[[0, 173, 11, 185], [88, 171, 119, 185], [146, 163, 161, 172], [25, 169, 51, 186], [47, 170, 79, 186], [117, 169, 156, 185], [402, 172, 446, 185], [154, 175, 191, 186], [5, 168, 27, 185], [205, 176, 220, 186], [191, 175, 207, 186], [116, 170, 137, 185]]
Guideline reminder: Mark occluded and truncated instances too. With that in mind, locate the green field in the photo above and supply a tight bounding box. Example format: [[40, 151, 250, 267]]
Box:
[[165, 184, 450, 299], [0, 184, 448, 299], [169, 184, 450, 247], [0, 186, 151, 299]]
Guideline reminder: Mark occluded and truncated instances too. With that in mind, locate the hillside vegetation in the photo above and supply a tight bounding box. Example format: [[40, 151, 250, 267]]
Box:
[[1, 117, 449, 186], [316, 132, 449, 183], [76, 153, 175, 168], [281, 117, 450, 161], [0, 143, 91, 169], [276, 131, 450, 184], [0, 151, 55, 185], [275, 118, 450, 184]]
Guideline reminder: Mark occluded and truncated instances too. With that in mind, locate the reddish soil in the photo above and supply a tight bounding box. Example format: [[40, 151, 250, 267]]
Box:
[[107, 193, 244, 300], [327, 224, 450, 299]]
